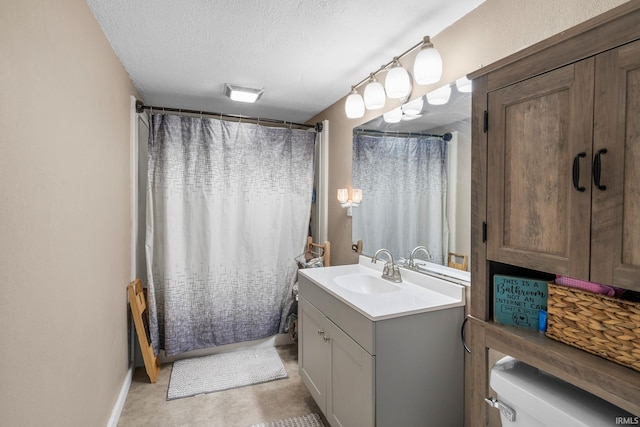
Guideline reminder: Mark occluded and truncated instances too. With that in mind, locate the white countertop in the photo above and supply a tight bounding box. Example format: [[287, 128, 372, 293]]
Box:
[[411, 259, 471, 286], [298, 256, 466, 321]]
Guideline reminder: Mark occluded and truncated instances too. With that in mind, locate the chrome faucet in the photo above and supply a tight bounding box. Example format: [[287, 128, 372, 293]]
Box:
[[408, 246, 431, 270], [371, 248, 402, 283]]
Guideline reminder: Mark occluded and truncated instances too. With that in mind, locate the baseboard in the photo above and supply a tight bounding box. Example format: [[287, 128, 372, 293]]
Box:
[[107, 365, 133, 427]]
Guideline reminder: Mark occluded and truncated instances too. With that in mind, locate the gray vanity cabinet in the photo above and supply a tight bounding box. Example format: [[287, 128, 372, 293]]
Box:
[[299, 297, 374, 427], [298, 274, 464, 427]]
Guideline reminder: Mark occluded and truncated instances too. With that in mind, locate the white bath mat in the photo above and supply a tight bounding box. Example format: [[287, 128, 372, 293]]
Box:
[[167, 346, 288, 400], [249, 413, 325, 427]]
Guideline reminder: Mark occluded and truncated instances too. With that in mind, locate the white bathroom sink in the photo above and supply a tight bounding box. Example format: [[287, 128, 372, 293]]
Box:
[[297, 256, 466, 321], [333, 273, 401, 294]]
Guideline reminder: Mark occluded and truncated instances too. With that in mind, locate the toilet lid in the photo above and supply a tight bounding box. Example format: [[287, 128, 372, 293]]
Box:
[[490, 357, 633, 426]]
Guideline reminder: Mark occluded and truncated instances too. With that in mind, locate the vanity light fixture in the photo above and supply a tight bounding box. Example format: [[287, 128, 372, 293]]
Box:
[[413, 36, 443, 85], [363, 74, 386, 110], [224, 83, 264, 103], [385, 58, 412, 100], [427, 84, 452, 106], [402, 97, 424, 116], [455, 76, 472, 93], [343, 35, 443, 119], [345, 86, 365, 119], [337, 188, 363, 216], [383, 107, 402, 123], [401, 114, 421, 122]]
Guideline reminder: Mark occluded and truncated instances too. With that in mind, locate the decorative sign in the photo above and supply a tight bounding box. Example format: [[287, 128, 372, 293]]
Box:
[[493, 275, 548, 330]]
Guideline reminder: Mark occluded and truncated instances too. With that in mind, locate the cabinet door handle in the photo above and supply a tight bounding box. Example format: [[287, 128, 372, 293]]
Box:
[[323, 334, 330, 342], [317, 329, 324, 336], [593, 148, 608, 191], [572, 152, 586, 192], [461, 317, 471, 354]]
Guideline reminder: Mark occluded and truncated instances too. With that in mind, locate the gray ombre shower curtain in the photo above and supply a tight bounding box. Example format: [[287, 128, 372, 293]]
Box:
[[352, 133, 448, 264], [145, 114, 315, 356]]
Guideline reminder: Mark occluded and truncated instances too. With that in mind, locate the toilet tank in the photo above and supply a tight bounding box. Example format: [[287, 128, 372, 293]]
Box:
[[489, 356, 636, 427]]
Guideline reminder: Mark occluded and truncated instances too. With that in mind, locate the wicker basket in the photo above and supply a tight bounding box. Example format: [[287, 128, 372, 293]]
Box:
[[546, 282, 640, 372]]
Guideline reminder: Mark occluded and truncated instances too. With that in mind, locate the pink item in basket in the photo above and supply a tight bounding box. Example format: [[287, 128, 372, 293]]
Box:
[[554, 275, 616, 296]]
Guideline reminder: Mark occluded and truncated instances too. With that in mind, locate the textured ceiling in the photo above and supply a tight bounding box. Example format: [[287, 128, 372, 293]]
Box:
[[86, 0, 484, 123]]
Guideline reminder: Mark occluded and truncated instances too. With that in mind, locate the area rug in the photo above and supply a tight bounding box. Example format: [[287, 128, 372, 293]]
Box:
[[249, 413, 325, 427], [167, 346, 288, 400]]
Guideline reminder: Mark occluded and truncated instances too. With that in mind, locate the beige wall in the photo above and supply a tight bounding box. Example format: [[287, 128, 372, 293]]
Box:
[[310, 0, 630, 266], [0, 1, 138, 426], [0, 1, 632, 425]]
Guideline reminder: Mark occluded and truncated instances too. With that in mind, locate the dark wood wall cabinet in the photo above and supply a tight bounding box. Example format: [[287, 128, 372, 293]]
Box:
[[468, 1, 640, 424]]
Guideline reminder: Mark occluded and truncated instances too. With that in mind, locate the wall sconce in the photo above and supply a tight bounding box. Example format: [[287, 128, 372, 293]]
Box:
[[337, 188, 363, 216], [344, 35, 442, 119]]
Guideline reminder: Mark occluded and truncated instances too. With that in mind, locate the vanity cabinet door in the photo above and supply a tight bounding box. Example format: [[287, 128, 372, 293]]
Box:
[[299, 295, 374, 427], [487, 60, 595, 279], [591, 39, 640, 291], [326, 320, 374, 427], [299, 297, 329, 413]]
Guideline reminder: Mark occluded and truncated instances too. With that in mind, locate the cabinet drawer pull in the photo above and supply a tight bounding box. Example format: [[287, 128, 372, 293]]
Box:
[[317, 329, 324, 336], [572, 152, 586, 192], [593, 148, 608, 191]]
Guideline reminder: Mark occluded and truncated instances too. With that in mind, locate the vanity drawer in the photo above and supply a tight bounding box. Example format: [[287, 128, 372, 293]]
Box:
[[299, 275, 375, 354]]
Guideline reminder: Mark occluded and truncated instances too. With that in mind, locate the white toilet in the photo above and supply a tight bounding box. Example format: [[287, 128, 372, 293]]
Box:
[[489, 356, 635, 426]]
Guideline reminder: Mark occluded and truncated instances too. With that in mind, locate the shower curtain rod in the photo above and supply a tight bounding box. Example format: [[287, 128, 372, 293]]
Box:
[[354, 128, 452, 141], [135, 100, 321, 132]]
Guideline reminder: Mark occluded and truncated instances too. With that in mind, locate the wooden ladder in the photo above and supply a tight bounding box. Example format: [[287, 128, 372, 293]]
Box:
[[127, 279, 160, 383]]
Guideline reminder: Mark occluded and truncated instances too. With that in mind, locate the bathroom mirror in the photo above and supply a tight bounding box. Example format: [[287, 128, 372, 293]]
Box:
[[352, 82, 471, 272]]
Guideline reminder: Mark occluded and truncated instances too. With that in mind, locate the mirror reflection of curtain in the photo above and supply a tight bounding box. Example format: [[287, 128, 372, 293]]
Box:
[[145, 114, 315, 356], [352, 133, 448, 264]]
